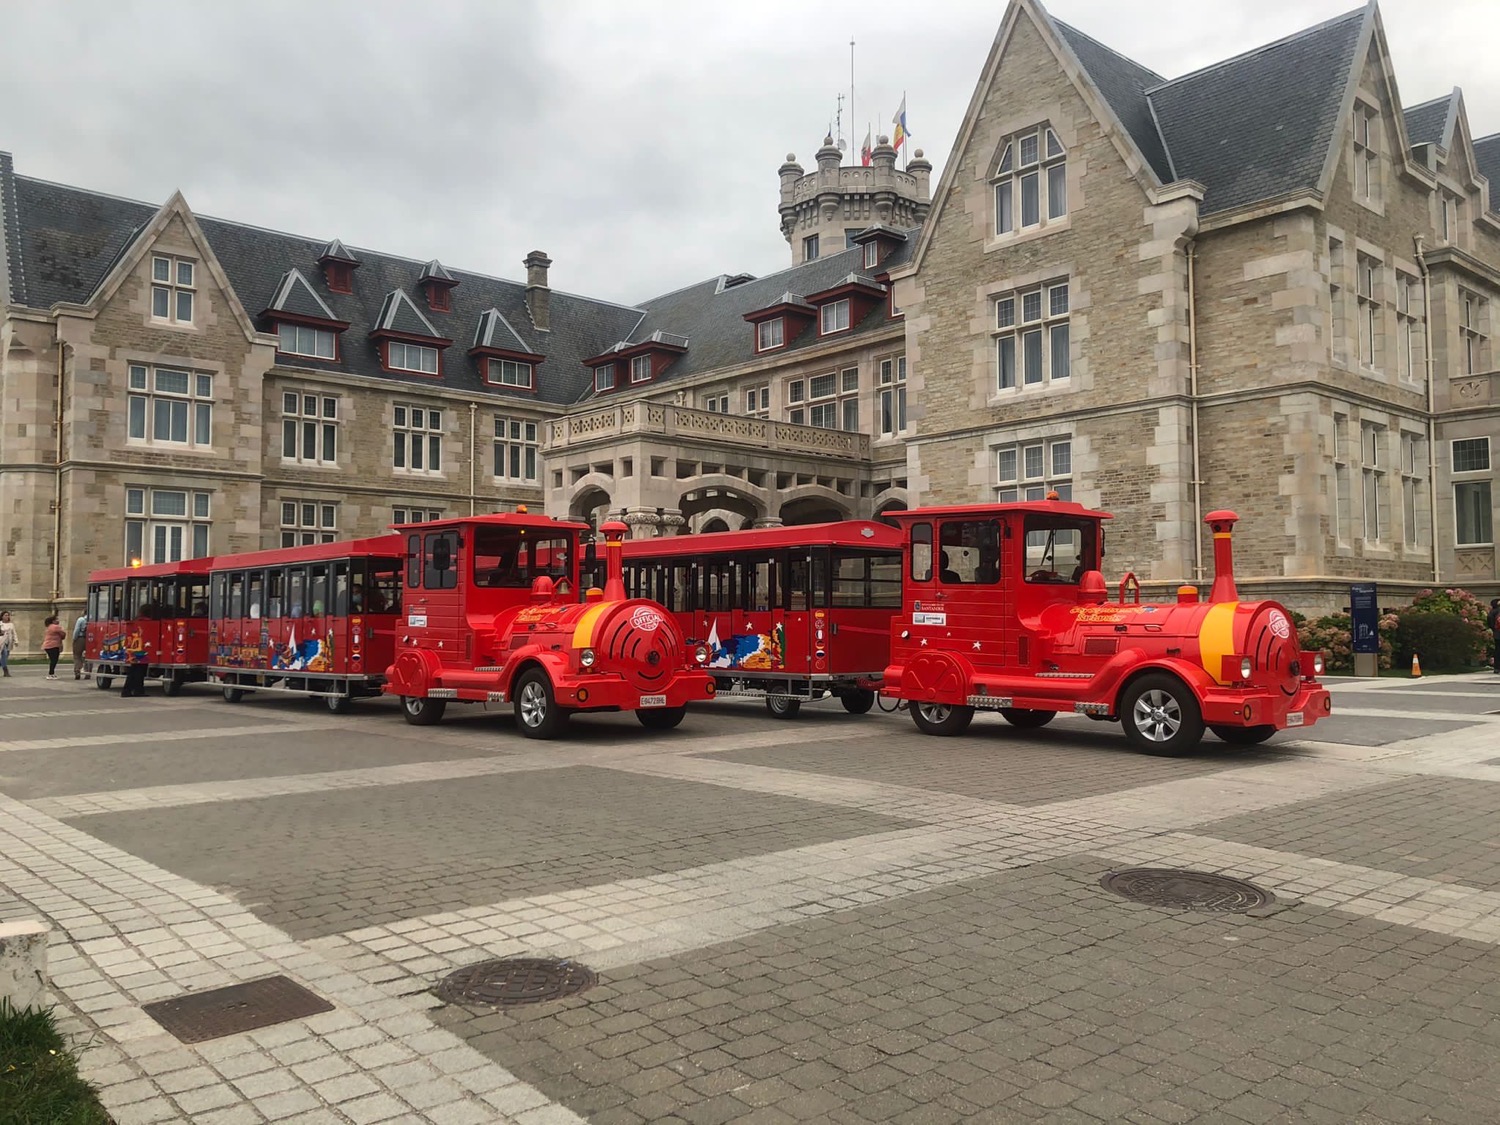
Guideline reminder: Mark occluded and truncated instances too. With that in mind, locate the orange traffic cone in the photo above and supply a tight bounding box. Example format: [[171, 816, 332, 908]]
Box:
[[1410, 653, 1422, 678]]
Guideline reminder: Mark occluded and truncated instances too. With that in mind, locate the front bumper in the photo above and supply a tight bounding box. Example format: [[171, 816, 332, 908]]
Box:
[[1200, 681, 1332, 731], [556, 671, 716, 711]]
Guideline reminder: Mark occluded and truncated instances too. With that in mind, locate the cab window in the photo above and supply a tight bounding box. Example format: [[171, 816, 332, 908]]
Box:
[[1023, 515, 1099, 584], [910, 523, 933, 582], [938, 521, 1000, 584]]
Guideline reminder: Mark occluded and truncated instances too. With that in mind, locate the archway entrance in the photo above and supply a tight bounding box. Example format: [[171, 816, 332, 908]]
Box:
[[569, 486, 612, 533]]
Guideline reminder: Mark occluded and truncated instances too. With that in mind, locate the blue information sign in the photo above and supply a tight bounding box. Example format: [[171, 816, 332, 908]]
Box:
[[1349, 582, 1379, 654]]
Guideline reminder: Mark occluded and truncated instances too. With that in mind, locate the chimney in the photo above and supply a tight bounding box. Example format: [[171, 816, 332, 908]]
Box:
[[1204, 510, 1240, 603], [524, 250, 552, 332]]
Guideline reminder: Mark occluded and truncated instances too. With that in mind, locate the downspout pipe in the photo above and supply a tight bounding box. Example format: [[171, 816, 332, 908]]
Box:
[[1414, 235, 1439, 586], [50, 332, 68, 611], [468, 401, 478, 516], [1187, 240, 1204, 583]]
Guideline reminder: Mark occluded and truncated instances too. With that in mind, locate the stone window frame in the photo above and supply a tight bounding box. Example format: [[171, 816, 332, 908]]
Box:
[[1360, 419, 1390, 547], [493, 415, 539, 483], [1459, 288, 1489, 375], [744, 385, 769, 417], [1332, 412, 1353, 545], [994, 279, 1070, 392], [786, 377, 806, 424], [394, 506, 443, 526], [1399, 430, 1427, 550], [1451, 436, 1493, 547], [150, 254, 196, 326], [127, 363, 214, 451], [995, 436, 1073, 503], [702, 393, 730, 414], [878, 355, 907, 438], [279, 500, 338, 548], [1351, 100, 1380, 208], [803, 234, 820, 261], [393, 403, 444, 476], [281, 391, 339, 467], [991, 125, 1067, 239], [805, 368, 859, 431], [1354, 251, 1383, 372], [1327, 235, 1348, 366], [1395, 271, 1424, 384], [125, 486, 211, 565]]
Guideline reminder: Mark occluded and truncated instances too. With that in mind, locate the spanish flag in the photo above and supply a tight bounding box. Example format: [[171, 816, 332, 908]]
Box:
[[892, 96, 909, 152]]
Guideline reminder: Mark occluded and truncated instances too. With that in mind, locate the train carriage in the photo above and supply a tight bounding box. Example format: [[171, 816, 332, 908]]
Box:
[[83, 559, 212, 693], [882, 500, 1332, 755], [382, 512, 715, 736], [207, 536, 405, 711], [619, 521, 905, 717]]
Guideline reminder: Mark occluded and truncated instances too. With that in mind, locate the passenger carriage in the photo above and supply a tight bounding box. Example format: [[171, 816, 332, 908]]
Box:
[[207, 536, 405, 711], [619, 520, 905, 717], [83, 559, 212, 693], [882, 500, 1332, 755]]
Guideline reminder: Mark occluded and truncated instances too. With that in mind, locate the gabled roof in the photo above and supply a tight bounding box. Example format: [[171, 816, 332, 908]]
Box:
[[1053, 21, 1173, 182], [0, 151, 17, 307], [1404, 92, 1457, 150], [318, 238, 359, 264], [418, 259, 456, 284], [373, 288, 448, 340], [472, 307, 534, 354], [1146, 6, 1368, 215], [265, 267, 339, 322]]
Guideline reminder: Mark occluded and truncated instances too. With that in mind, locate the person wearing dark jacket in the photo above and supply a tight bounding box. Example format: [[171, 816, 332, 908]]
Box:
[[1488, 598, 1500, 674]]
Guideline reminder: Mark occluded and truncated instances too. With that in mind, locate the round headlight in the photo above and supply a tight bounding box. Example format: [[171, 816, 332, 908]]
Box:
[[1312, 653, 1325, 676], [694, 644, 709, 664], [580, 648, 596, 667], [1239, 656, 1253, 680]]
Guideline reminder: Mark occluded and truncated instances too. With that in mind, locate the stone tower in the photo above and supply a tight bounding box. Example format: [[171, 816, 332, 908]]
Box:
[[778, 136, 932, 265]]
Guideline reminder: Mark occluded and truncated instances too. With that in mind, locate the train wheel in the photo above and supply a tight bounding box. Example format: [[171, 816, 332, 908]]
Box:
[[839, 689, 876, 715], [401, 694, 446, 726], [222, 684, 245, 703], [325, 690, 353, 715], [1121, 674, 1204, 756], [1210, 724, 1276, 746], [910, 702, 975, 737], [765, 696, 802, 720], [514, 670, 567, 739], [163, 673, 185, 697], [637, 706, 686, 731], [1000, 708, 1055, 729], [95, 676, 113, 691]]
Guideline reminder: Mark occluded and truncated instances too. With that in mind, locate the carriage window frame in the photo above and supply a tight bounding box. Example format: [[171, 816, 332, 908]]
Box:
[[909, 522, 934, 582], [938, 520, 1001, 585], [424, 531, 459, 590], [333, 560, 351, 616], [266, 569, 285, 618], [309, 563, 330, 616], [287, 567, 307, 617], [406, 534, 423, 588], [210, 573, 226, 619], [228, 572, 246, 619]]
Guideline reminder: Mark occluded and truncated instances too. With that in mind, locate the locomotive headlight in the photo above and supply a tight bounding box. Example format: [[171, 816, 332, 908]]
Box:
[[694, 644, 709, 664], [580, 648, 596, 668], [1312, 654, 1325, 676], [1239, 656, 1253, 680]]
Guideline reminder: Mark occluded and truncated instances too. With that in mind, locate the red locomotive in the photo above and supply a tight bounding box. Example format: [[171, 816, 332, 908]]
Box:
[[83, 558, 212, 693], [620, 521, 904, 717], [882, 501, 1331, 754], [382, 512, 716, 737]]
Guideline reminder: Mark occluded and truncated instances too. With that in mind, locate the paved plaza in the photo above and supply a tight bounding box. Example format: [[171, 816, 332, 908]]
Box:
[[3, 669, 1500, 1123]]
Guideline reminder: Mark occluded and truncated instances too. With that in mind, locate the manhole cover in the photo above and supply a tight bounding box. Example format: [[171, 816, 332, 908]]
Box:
[[434, 957, 597, 1008], [1100, 868, 1273, 912], [142, 975, 334, 1044]]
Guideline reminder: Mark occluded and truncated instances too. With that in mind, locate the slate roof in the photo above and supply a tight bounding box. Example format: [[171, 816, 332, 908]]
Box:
[[1404, 94, 1455, 149], [1476, 135, 1500, 208], [265, 268, 338, 321], [1053, 21, 1173, 182], [373, 289, 445, 340]]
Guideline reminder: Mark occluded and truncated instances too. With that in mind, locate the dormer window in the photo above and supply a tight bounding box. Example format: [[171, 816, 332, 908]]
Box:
[[388, 341, 439, 375], [428, 286, 451, 312], [418, 260, 458, 314], [820, 299, 851, 336], [994, 127, 1066, 235], [863, 242, 879, 269], [277, 323, 337, 360], [756, 318, 785, 352], [487, 358, 533, 389], [326, 262, 353, 294], [630, 355, 653, 383], [595, 364, 616, 391]]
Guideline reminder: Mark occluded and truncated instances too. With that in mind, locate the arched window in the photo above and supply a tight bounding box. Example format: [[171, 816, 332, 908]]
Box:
[[993, 127, 1066, 235]]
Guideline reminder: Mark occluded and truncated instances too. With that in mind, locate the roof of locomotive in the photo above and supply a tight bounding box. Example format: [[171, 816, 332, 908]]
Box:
[[207, 533, 406, 571], [87, 556, 214, 584], [888, 500, 1114, 522], [391, 511, 592, 535], [619, 519, 904, 556]]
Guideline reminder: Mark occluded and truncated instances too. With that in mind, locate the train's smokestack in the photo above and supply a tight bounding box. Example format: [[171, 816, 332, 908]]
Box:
[[600, 520, 629, 601], [1204, 510, 1239, 603]]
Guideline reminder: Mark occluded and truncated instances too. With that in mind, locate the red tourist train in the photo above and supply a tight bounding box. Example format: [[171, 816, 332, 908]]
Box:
[[82, 558, 213, 693], [619, 520, 904, 717], [881, 500, 1332, 754]]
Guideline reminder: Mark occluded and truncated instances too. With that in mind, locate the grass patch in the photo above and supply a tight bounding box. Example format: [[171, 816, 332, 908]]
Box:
[[0, 1000, 111, 1125]]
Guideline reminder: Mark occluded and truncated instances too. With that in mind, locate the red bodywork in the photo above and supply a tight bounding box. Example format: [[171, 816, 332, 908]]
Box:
[[84, 559, 213, 692], [381, 514, 714, 736], [620, 520, 904, 710], [206, 535, 405, 704], [882, 502, 1332, 752]]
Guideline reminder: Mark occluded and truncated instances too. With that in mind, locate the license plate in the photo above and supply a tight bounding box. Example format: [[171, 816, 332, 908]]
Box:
[[1286, 712, 1304, 727], [639, 694, 667, 708]]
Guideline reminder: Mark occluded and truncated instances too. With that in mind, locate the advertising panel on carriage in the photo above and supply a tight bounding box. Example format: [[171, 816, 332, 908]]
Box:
[[84, 558, 212, 692]]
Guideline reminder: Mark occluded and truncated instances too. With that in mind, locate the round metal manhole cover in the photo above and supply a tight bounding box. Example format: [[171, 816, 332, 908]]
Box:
[[1100, 868, 1273, 913], [434, 957, 597, 1008]]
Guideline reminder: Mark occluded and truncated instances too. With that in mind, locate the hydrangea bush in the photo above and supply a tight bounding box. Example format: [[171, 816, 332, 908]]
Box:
[[1292, 588, 1488, 673]]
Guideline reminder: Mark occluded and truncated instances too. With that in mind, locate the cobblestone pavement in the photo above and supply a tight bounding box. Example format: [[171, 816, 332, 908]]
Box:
[[2, 667, 1499, 1123]]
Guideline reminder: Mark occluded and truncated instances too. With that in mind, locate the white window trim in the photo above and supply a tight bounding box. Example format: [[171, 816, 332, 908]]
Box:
[[486, 357, 534, 389], [493, 415, 540, 483], [393, 404, 444, 476], [993, 281, 1071, 392], [281, 391, 340, 467], [150, 255, 196, 327], [127, 364, 214, 451], [819, 299, 851, 337], [991, 127, 1067, 239], [756, 318, 785, 352], [277, 322, 337, 360], [629, 355, 653, 383], [125, 487, 211, 565], [394, 506, 443, 526], [594, 364, 616, 392], [994, 436, 1073, 502], [879, 355, 908, 438], [387, 341, 439, 375], [279, 500, 339, 548]]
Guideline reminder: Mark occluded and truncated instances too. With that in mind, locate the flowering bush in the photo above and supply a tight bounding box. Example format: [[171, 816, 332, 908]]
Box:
[[1294, 610, 1396, 672], [1396, 588, 1490, 669]]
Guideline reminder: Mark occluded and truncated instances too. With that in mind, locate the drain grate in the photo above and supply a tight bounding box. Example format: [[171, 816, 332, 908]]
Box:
[[434, 957, 597, 1008], [143, 975, 334, 1044], [1100, 867, 1274, 913]]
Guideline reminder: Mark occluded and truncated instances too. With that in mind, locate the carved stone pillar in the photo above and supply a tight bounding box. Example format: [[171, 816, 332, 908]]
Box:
[[621, 507, 662, 538], [657, 508, 687, 537], [752, 516, 784, 529]]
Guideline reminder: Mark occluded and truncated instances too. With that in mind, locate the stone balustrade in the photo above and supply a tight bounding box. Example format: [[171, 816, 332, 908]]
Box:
[[545, 403, 870, 461]]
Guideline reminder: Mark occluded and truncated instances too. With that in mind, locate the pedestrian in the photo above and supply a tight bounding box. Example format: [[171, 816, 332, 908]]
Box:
[[1488, 598, 1500, 674], [41, 615, 66, 679], [0, 610, 15, 677], [72, 610, 88, 681]]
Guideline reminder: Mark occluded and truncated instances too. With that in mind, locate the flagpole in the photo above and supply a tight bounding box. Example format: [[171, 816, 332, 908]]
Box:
[[850, 38, 856, 167], [903, 90, 908, 170]]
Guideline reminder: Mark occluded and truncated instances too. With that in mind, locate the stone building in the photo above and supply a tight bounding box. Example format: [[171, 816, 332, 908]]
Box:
[[2, 0, 1497, 652], [893, 0, 1498, 610]]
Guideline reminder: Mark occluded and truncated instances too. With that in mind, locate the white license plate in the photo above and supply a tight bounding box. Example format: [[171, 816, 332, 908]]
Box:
[[1286, 712, 1305, 727], [639, 694, 667, 708]]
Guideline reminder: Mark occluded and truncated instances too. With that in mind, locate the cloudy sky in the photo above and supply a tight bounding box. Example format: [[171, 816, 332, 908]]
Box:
[[3, 0, 1495, 305]]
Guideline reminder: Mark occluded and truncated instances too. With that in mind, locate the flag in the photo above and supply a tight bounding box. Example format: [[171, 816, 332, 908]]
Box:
[[860, 127, 873, 167], [892, 96, 909, 152]]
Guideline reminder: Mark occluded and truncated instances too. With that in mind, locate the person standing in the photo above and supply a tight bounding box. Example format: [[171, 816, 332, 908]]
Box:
[[1488, 598, 1500, 674], [0, 611, 15, 677], [42, 615, 66, 679], [72, 611, 88, 681]]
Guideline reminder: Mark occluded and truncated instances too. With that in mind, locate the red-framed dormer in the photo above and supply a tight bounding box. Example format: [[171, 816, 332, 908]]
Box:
[[805, 273, 888, 338], [262, 268, 351, 364], [418, 260, 459, 313], [470, 308, 544, 394], [583, 330, 689, 394], [370, 289, 453, 379], [317, 239, 360, 295], [743, 291, 816, 354]]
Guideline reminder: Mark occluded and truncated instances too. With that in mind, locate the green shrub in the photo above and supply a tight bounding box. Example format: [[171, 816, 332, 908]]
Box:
[[1400, 588, 1490, 667], [1295, 610, 1396, 672], [0, 1000, 110, 1125], [1393, 612, 1483, 673]]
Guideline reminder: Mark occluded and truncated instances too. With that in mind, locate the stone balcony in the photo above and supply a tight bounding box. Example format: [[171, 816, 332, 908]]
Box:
[[544, 402, 871, 461]]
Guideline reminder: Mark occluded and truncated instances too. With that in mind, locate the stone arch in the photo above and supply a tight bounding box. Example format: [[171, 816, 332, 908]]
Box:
[[777, 484, 854, 527], [679, 480, 765, 531], [699, 516, 731, 534], [568, 478, 613, 530], [873, 488, 910, 526]]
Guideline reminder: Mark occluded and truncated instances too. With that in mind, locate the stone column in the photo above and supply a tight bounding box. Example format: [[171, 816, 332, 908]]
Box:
[[657, 508, 687, 537], [621, 507, 662, 538], [752, 516, 785, 529]]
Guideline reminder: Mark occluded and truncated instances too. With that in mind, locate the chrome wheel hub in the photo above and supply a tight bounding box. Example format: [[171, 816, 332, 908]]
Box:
[[1133, 690, 1182, 742], [519, 681, 547, 727], [920, 704, 951, 722]]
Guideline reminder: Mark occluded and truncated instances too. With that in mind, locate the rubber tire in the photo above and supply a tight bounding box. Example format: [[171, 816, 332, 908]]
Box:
[[222, 685, 245, 703], [910, 701, 975, 737], [163, 673, 184, 697], [1000, 708, 1056, 729], [401, 695, 446, 726], [1120, 673, 1205, 756], [326, 691, 352, 715], [839, 688, 877, 715], [514, 670, 567, 739], [95, 676, 113, 691], [1210, 723, 1277, 746], [636, 706, 687, 731], [765, 696, 802, 719]]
